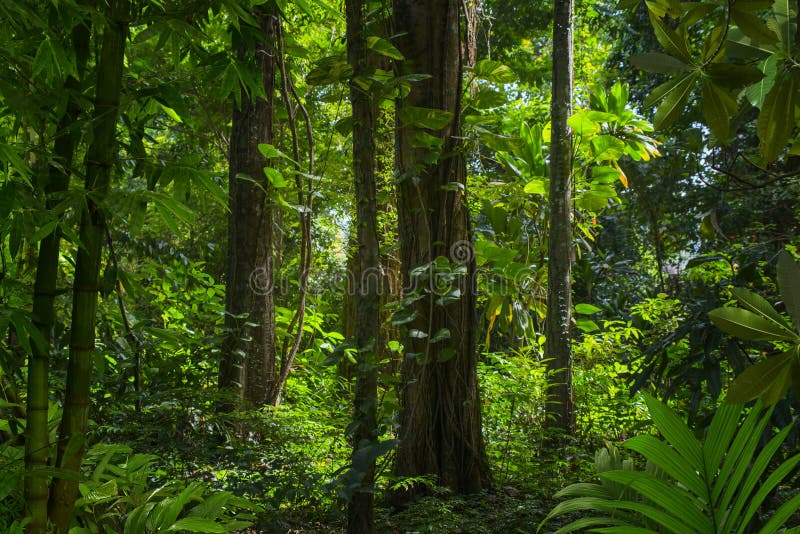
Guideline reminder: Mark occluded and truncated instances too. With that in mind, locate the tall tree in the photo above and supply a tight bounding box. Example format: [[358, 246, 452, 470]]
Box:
[[545, 0, 576, 435], [24, 10, 92, 532], [392, 0, 488, 496], [219, 6, 278, 407], [345, 0, 380, 529], [49, 0, 129, 529]]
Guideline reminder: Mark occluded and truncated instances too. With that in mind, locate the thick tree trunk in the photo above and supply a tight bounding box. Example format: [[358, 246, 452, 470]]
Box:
[[219, 7, 278, 407], [545, 0, 576, 435], [48, 1, 128, 530], [346, 0, 380, 530], [24, 15, 91, 533], [392, 0, 488, 497]]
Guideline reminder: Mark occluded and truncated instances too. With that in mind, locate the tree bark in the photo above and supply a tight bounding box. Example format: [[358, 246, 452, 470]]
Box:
[[48, 1, 128, 530], [219, 6, 278, 407], [545, 0, 576, 436], [346, 0, 381, 530], [24, 13, 91, 533], [392, 0, 488, 498]]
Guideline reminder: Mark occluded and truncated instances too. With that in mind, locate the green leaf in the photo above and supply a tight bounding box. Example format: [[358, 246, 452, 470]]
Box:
[[648, 11, 693, 62], [709, 307, 798, 341], [726, 27, 774, 60], [575, 303, 602, 314], [745, 54, 779, 109], [727, 351, 795, 404], [366, 36, 404, 60], [653, 72, 697, 130], [757, 71, 796, 163], [523, 179, 547, 195], [773, 0, 796, 55], [622, 434, 706, 498], [263, 167, 287, 189], [430, 328, 451, 343], [701, 79, 737, 142], [777, 251, 800, 331], [628, 53, 691, 73], [729, 287, 791, 331], [166, 517, 225, 532], [731, 7, 780, 44], [398, 106, 454, 130], [470, 60, 517, 83], [643, 394, 703, 468], [705, 63, 765, 90]]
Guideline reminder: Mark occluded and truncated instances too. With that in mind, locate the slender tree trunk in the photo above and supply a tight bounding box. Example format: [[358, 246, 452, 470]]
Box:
[[545, 0, 576, 436], [24, 14, 91, 533], [346, 0, 380, 530], [392, 0, 488, 498], [48, 1, 128, 530], [219, 6, 278, 407]]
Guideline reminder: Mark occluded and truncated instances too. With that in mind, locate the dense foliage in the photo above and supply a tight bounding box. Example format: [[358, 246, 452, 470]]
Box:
[[1, 0, 799, 532]]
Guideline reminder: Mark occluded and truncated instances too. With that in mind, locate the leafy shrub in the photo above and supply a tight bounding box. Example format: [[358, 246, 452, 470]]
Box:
[[540, 394, 800, 533]]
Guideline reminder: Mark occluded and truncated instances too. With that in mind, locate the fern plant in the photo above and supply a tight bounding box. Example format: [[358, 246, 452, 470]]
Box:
[[539, 394, 800, 533]]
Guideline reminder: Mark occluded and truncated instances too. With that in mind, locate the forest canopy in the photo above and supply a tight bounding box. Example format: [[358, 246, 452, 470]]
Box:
[[1, 0, 800, 532]]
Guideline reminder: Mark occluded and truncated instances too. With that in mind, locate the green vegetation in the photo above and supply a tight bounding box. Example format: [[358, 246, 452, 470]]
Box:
[[1, 0, 800, 532]]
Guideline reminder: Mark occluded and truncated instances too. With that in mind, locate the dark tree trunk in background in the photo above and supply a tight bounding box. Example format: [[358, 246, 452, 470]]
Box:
[[545, 0, 576, 435], [219, 6, 278, 407], [392, 0, 488, 498], [49, 1, 128, 530]]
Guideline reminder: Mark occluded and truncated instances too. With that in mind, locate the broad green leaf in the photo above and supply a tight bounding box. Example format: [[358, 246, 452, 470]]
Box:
[[192, 172, 228, 211], [745, 54, 778, 108], [366, 36, 404, 60], [701, 79, 736, 142], [683, 2, 717, 26], [263, 167, 287, 189], [734, 424, 800, 529], [726, 351, 794, 404], [730, 287, 790, 329], [702, 402, 742, 478], [166, 517, 225, 532], [472, 87, 507, 109], [470, 60, 517, 83], [758, 72, 796, 162], [623, 434, 706, 498], [705, 63, 765, 90], [709, 306, 798, 341], [643, 395, 703, 468], [648, 11, 692, 62], [628, 53, 690, 73], [773, 0, 796, 55], [523, 179, 547, 195], [653, 72, 697, 130], [599, 471, 709, 528], [778, 251, 800, 331], [758, 492, 800, 533], [726, 27, 774, 59], [731, 7, 780, 44], [575, 303, 602, 315], [398, 106, 453, 130], [645, 0, 682, 18]]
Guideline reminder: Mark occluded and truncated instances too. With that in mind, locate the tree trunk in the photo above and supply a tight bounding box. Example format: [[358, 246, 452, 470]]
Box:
[[219, 6, 278, 407], [48, 1, 128, 530], [544, 0, 576, 436], [392, 0, 488, 498], [24, 14, 91, 533], [345, 0, 380, 530]]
